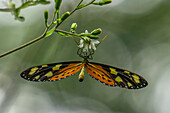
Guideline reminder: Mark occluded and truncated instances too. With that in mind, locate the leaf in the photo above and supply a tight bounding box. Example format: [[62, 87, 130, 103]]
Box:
[[57, 32, 70, 37], [45, 27, 55, 37]]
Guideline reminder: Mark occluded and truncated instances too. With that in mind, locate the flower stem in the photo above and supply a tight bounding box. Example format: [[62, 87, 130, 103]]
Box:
[[55, 29, 82, 38]]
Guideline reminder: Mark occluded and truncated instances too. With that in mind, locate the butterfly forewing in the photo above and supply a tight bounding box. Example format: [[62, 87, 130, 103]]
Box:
[[20, 61, 83, 82], [86, 62, 148, 89]]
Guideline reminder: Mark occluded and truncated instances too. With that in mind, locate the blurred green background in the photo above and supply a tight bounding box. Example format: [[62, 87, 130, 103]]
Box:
[[0, 0, 170, 113]]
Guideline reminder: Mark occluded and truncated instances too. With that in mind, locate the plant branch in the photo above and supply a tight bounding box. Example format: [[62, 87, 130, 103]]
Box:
[[55, 29, 82, 38], [0, 1, 50, 12], [0, 0, 96, 58], [0, 8, 14, 12]]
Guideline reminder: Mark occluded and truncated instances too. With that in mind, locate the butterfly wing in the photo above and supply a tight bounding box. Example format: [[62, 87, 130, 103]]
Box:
[[20, 61, 84, 82], [85, 62, 148, 89]]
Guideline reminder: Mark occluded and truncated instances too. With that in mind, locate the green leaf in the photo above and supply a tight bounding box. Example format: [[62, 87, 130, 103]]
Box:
[[45, 27, 55, 37], [57, 32, 70, 37]]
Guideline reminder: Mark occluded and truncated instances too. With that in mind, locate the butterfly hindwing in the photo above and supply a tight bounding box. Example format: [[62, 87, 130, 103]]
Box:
[[20, 61, 83, 82], [85, 62, 148, 89]]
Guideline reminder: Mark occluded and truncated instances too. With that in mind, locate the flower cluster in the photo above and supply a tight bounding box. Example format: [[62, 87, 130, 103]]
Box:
[[78, 30, 100, 53]]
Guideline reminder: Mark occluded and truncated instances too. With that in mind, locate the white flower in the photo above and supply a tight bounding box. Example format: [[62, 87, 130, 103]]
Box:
[[78, 30, 100, 53]]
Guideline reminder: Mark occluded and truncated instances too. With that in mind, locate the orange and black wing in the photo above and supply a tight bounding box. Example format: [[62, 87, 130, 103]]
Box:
[[85, 62, 148, 89], [20, 61, 83, 82]]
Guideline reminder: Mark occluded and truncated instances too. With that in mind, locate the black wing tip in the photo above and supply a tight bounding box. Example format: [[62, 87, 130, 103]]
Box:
[[128, 80, 148, 89]]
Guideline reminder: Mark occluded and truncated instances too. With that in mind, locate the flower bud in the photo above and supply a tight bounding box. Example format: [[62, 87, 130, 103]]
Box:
[[93, 0, 112, 6], [55, 0, 62, 11], [71, 23, 77, 30], [61, 11, 70, 21], [8, 2, 15, 8], [44, 10, 48, 26], [103, 0, 112, 4], [91, 28, 102, 35]]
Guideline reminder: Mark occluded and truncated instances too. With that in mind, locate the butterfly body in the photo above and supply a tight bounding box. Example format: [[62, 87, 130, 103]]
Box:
[[21, 58, 148, 89]]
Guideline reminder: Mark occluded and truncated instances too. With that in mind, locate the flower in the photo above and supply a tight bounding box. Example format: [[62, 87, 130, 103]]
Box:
[[78, 30, 100, 53]]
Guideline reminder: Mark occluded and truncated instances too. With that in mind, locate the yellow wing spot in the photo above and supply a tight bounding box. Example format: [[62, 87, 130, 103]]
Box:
[[29, 67, 38, 75], [127, 82, 132, 87], [124, 71, 130, 74], [132, 75, 140, 83], [110, 68, 118, 75], [42, 65, 48, 67], [52, 64, 62, 71], [115, 76, 123, 82], [45, 71, 53, 77], [35, 75, 40, 80]]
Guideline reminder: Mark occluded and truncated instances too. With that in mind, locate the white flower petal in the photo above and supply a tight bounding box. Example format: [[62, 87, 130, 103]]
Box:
[[91, 40, 100, 44], [80, 39, 84, 44], [78, 44, 83, 48], [91, 43, 96, 50], [89, 44, 92, 49], [83, 44, 89, 52], [85, 30, 89, 33], [78, 39, 84, 48]]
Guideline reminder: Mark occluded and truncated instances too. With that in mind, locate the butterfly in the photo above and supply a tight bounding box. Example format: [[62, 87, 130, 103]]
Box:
[[20, 58, 148, 89]]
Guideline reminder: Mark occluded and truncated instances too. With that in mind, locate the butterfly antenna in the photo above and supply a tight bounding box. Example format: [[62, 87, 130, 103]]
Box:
[[96, 35, 108, 47], [70, 35, 79, 45]]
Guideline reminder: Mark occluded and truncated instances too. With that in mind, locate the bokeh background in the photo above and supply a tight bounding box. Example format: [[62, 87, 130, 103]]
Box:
[[0, 0, 170, 113]]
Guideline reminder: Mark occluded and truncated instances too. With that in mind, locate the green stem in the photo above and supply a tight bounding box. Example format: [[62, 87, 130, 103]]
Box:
[[84, 0, 96, 7], [0, 8, 13, 12], [0, 1, 50, 12], [55, 29, 82, 38], [56, 10, 60, 24]]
